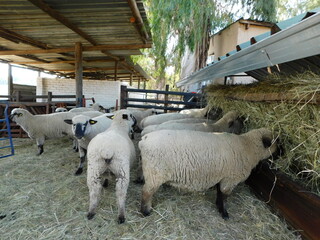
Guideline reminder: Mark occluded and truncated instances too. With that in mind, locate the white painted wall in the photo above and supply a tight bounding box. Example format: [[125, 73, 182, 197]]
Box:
[[36, 77, 121, 109]]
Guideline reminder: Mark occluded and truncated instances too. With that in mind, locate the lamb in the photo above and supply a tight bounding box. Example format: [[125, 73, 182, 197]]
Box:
[[140, 106, 215, 129], [64, 113, 113, 175], [139, 128, 278, 219], [9, 108, 102, 155], [141, 111, 243, 136], [86, 109, 137, 224]]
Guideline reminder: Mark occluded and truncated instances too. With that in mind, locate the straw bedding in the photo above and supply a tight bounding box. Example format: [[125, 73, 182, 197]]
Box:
[[0, 134, 301, 239], [205, 72, 320, 195]]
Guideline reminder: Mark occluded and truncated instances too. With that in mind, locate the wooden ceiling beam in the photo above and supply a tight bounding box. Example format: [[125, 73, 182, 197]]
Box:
[[0, 26, 49, 49], [127, 0, 150, 43], [27, 0, 98, 46], [11, 58, 123, 65], [0, 44, 151, 55]]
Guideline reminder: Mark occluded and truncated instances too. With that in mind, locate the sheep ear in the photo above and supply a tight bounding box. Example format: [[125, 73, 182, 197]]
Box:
[[228, 120, 234, 128], [122, 114, 128, 120], [262, 137, 272, 148], [89, 119, 97, 125], [107, 115, 114, 119], [64, 119, 73, 125]]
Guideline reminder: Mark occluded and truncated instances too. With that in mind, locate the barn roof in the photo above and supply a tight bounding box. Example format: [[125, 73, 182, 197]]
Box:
[[176, 8, 320, 88], [0, 0, 152, 82]]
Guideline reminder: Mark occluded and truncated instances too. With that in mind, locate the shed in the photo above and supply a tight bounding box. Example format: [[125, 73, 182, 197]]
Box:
[[0, 0, 153, 106]]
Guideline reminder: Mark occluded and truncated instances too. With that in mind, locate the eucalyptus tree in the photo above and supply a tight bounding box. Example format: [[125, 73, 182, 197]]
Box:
[[142, 0, 277, 89]]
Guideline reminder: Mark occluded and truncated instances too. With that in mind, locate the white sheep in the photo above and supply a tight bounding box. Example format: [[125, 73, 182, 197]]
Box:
[[86, 109, 136, 224], [140, 106, 211, 129], [55, 107, 68, 112], [127, 108, 158, 131], [69, 103, 106, 113], [64, 113, 113, 175], [139, 128, 278, 219], [141, 111, 243, 136], [10, 108, 102, 155]]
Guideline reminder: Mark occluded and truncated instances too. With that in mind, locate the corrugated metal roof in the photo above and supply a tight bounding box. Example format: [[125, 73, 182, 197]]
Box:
[[0, 0, 152, 82], [177, 8, 320, 87]]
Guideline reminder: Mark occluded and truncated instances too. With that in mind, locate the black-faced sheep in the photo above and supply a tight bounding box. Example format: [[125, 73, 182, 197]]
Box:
[[139, 128, 278, 219], [64, 113, 113, 175], [9, 108, 102, 155], [86, 109, 136, 224]]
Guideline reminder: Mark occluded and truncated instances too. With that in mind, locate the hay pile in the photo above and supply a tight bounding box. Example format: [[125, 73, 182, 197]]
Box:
[[205, 72, 320, 194], [0, 135, 301, 239]]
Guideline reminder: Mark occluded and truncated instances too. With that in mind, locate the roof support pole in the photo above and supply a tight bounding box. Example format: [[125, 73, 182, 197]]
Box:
[[75, 42, 83, 107], [114, 60, 118, 81], [138, 77, 141, 89], [130, 73, 133, 86], [7, 63, 13, 101]]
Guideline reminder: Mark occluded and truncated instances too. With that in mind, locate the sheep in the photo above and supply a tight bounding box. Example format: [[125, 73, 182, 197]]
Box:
[[69, 103, 106, 113], [141, 111, 243, 136], [139, 128, 278, 219], [64, 113, 113, 175], [55, 107, 68, 112], [127, 108, 158, 131], [86, 109, 137, 224], [9, 108, 103, 155], [140, 106, 216, 129]]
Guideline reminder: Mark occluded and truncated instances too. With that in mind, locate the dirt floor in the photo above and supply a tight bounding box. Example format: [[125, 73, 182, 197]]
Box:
[[0, 135, 302, 240]]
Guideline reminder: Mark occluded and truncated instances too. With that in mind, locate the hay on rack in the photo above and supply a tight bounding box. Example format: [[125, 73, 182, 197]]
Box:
[[205, 72, 320, 194]]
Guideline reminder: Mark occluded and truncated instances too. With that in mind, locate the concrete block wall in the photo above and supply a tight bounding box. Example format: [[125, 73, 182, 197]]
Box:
[[36, 77, 121, 108]]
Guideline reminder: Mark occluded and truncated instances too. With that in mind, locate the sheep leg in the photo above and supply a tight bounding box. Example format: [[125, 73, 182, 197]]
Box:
[[140, 182, 161, 217], [87, 177, 102, 220], [134, 156, 145, 184], [75, 147, 87, 175], [36, 137, 45, 156], [215, 183, 229, 220], [115, 174, 129, 224], [87, 162, 107, 220]]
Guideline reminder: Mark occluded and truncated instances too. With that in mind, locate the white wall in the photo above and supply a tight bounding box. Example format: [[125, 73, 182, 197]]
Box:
[[36, 77, 121, 108]]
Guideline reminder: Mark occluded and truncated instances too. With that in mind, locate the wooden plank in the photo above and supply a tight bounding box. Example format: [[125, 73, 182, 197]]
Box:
[[246, 162, 320, 240], [75, 42, 83, 107], [0, 44, 152, 55]]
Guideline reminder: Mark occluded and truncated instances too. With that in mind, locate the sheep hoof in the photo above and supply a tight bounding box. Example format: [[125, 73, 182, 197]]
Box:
[[74, 168, 83, 175], [134, 177, 145, 185], [221, 212, 229, 220], [117, 216, 125, 224], [140, 208, 151, 217], [102, 179, 109, 188], [87, 212, 95, 220]]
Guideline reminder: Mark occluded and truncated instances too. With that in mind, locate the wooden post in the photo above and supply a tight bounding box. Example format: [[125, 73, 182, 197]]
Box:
[[75, 42, 83, 107], [164, 84, 169, 113], [143, 79, 146, 89], [8, 63, 13, 101], [15, 90, 20, 102], [130, 73, 133, 86], [138, 77, 141, 89], [120, 85, 128, 109], [114, 61, 118, 81], [46, 91, 52, 113]]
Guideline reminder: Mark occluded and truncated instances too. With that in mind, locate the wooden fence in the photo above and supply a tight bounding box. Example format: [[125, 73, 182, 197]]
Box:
[[120, 85, 204, 112]]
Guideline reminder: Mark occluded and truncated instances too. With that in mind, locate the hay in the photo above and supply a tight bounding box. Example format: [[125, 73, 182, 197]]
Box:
[[0, 135, 301, 239], [205, 72, 320, 194]]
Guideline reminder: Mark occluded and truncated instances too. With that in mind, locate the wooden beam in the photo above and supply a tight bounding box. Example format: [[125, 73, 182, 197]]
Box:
[[28, 0, 98, 45], [0, 44, 152, 55], [130, 73, 133, 86], [75, 42, 83, 107], [0, 26, 49, 49], [7, 64, 13, 99], [127, 0, 150, 43]]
